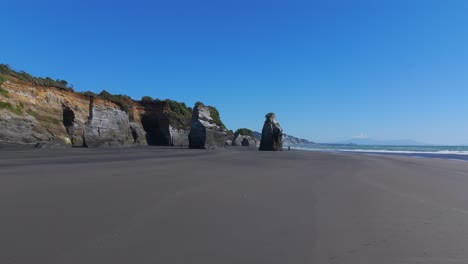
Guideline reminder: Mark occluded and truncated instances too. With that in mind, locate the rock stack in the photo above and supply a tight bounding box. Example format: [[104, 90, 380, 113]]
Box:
[[83, 97, 138, 147], [232, 129, 258, 147], [259, 113, 283, 151], [188, 103, 227, 149]]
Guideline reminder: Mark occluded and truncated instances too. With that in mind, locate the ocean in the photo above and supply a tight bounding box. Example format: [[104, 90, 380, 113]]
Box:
[[291, 144, 468, 161]]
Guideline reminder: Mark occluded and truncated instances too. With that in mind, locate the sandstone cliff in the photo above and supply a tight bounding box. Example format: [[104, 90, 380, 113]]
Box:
[[189, 103, 227, 149], [0, 66, 229, 149], [259, 113, 283, 151], [0, 76, 147, 148]]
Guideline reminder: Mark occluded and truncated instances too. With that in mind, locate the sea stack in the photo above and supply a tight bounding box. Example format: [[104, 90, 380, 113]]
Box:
[[188, 102, 227, 149], [259, 112, 283, 151], [232, 128, 258, 147]]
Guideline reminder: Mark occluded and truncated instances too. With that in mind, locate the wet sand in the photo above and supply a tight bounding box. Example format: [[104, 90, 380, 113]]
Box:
[[1, 147, 468, 264]]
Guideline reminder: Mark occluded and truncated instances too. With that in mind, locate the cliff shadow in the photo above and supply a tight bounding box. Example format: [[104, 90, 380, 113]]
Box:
[[141, 114, 171, 146], [62, 106, 78, 145], [63, 107, 75, 129]]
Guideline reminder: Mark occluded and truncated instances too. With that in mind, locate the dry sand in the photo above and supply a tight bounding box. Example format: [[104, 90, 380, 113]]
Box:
[[1, 147, 468, 264]]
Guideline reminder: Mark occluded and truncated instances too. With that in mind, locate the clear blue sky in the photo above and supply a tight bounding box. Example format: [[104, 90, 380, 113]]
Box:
[[1, 0, 468, 144]]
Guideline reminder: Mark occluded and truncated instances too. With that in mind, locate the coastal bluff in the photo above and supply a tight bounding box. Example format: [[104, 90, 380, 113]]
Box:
[[0, 67, 222, 148], [0, 76, 144, 148]]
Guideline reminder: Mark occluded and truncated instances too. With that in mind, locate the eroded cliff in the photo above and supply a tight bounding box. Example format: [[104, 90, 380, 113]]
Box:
[[0, 67, 216, 148], [0, 76, 146, 147]]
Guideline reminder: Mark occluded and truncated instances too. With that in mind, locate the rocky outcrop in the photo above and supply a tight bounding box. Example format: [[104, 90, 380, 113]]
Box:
[[139, 100, 190, 146], [189, 103, 227, 149], [82, 97, 138, 147], [0, 76, 146, 148], [259, 113, 283, 151], [232, 130, 258, 147]]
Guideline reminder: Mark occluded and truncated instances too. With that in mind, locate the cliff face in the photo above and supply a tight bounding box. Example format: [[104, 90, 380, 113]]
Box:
[[82, 97, 141, 147], [0, 77, 146, 147], [138, 101, 190, 146], [0, 72, 229, 149], [189, 103, 227, 149]]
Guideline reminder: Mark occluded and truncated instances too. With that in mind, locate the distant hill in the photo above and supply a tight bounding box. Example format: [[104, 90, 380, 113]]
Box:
[[333, 138, 427, 146], [252, 131, 315, 145]]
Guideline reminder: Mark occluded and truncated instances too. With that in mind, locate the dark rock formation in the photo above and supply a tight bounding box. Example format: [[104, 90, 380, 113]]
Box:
[[232, 131, 258, 147], [139, 100, 190, 146], [189, 103, 227, 149], [259, 113, 283, 151]]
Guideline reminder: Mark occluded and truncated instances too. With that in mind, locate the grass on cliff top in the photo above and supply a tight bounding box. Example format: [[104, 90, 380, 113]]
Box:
[[167, 100, 192, 129], [0, 64, 73, 92], [235, 128, 254, 137], [98, 90, 131, 113], [82, 90, 132, 115], [141, 96, 193, 129]]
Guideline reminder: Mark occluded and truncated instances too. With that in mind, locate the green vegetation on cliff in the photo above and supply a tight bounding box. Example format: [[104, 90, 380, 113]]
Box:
[[0, 75, 8, 96], [0, 64, 229, 131], [141, 96, 153, 102], [166, 100, 192, 129], [141, 96, 193, 129], [195, 102, 226, 129], [98, 90, 131, 113], [0, 64, 73, 91], [81, 90, 132, 115], [26, 109, 40, 119], [235, 128, 253, 137], [0, 101, 23, 115], [0, 88, 7, 97], [207, 106, 225, 129], [226, 129, 234, 139]]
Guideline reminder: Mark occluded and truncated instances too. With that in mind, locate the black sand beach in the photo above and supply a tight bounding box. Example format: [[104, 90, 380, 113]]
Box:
[[1, 147, 468, 263]]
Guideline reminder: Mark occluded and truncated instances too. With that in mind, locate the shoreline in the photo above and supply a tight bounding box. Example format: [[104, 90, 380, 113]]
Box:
[[291, 146, 468, 162]]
